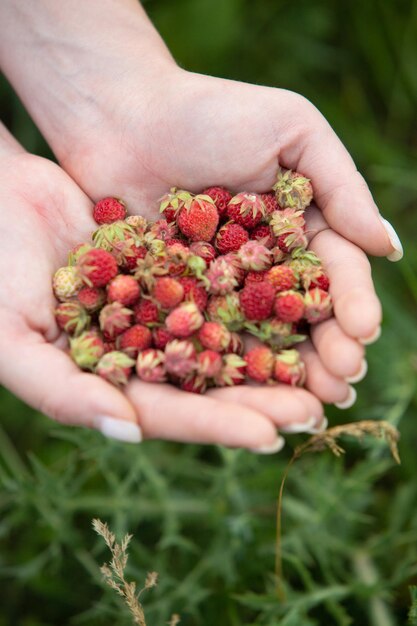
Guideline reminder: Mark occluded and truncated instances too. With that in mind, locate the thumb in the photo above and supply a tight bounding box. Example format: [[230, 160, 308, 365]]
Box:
[[286, 100, 403, 261], [0, 330, 142, 444]]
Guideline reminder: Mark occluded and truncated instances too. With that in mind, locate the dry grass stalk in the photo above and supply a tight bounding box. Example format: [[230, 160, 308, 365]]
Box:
[[92, 518, 159, 626], [275, 420, 401, 600]]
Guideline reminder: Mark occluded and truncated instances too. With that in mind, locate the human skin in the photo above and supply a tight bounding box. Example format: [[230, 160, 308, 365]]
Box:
[[0, 1, 403, 445]]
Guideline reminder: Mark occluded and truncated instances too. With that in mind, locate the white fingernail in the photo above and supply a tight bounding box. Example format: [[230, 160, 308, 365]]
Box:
[[346, 359, 368, 384], [95, 416, 142, 443], [359, 326, 381, 346], [280, 416, 317, 434], [380, 217, 403, 262], [335, 386, 357, 410], [251, 435, 285, 455], [306, 417, 328, 434]]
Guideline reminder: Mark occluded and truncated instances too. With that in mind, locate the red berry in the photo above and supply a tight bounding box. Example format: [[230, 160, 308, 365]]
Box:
[[201, 186, 232, 218], [77, 249, 118, 288], [189, 241, 217, 263], [152, 326, 174, 350], [266, 265, 297, 292], [107, 275, 140, 306], [245, 346, 274, 382], [165, 302, 204, 338], [274, 349, 306, 386], [245, 270, 268, 285], [136, 349, 166, 382], [77, 286, 106, 312], [99, 302, 133, 339], [177, 195, 219, 241], [153, 277, 184, 309], [260, 192, 281, 216], [239, 281, 275, 321], [55, 302, 90, 336], [250, 224, 276, 249], [134, 299, 160, 325], [311, 272, 330, 291], [215, 222, 249, 254], [164, 339, 197, 377], [197, 350, 223, 377], [178, 276, 208, 311], [96, 351, 135, 386], [180, 375, 207, 394], [93, 197, 126, 224], [198, 322, 231, 352], [227, 192, 266, 229], [304, 288, 332, 324], [117, 324, 152, 357], [274, 291, 305, 323]]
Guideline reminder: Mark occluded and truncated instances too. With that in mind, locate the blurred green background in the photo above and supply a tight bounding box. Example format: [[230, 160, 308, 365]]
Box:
[[1, 0, 417, 624]]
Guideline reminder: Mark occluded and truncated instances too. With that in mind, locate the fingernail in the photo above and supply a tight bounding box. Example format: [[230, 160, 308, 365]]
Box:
[[251, 435, 285, 455], [380, 217, 403, 262], [280, 416, 317, 434], [346, 359, 368, 384], [306, 417, 328, 434], [335, 386, 357, 410], [359, 326, 381, 346], [94, 416, 142, 443]]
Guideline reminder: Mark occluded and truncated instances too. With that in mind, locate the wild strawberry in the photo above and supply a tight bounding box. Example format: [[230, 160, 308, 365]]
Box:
[[196, 350, 222, 378], [164, 339, 197, 377], [276, 230, 308, 253], [271, 246, 286, 263], [93, 197, 126, 224], [111, 238, 147, 271], [266, 265, 298, 292], [107, 275, 140, 306], [70, 330, 105, 370], [125, 215, 148, 235], [77, 249, 118, 288], [134, 298, 160, 325], [177, 195, 219, 241], [136, 349, 167, 383], [95, 351, 135, 386], [245, 270, 268, 285], [227, 192, 266, 229], [189, 241, 217, 264], [103, 340, 116, 353], [250, 224, 276, 248], [164, 241, 190, 276], [152, 326, 174, 350], [274, 291, 305, 323], [68, 243, 92, 266], [55, 302, 90, 336], [261, 192, 281, 216], [165, 302, 204, 338], [117, 324, 152, 357], [77, 286, 106, 312], [237, 240, 273, 271], [206, 293, 244, 329], [215, 222, 249, 254], [201, 186, 232, 218], [159, 188, 192, 223], [99, 302, 133, 339], [245, 346, 274, 383], [186, 254, 209, 281], [214, 354, 246, 386], [304, 288, 333, 323], [148, 218, 177, 242], [198, 322, 231, 352], [273, 168, 313, 210], [253, 319, 299, 349], [206, 256, 238, 295], [239, 281, 275, 321], [180, 375, 207, 394], [274, 349, 306, 386], [226, 332, 245, 355], [310, 271, 330, 292], [270, 208, 306, 237], [222, 252, 246, 285], [178, 276, 208, 311], [153, 277, 184, 309], [52, 266, 83, 301], [134, 254, 168, 291], [92, 220, 135, 251]]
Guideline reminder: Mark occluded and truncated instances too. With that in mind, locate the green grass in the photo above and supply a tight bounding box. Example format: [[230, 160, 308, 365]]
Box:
[[1, 0, 417, 624]]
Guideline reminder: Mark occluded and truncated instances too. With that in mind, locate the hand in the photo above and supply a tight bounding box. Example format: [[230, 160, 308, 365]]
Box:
[[54, 67, 399, 409], [0, 140, 327, 451]]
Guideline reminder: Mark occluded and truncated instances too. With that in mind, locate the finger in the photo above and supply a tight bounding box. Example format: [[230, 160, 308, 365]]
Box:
[[308, 220, 382, 341], [310, 318, 365, 380], [0, 326, 141, 444], [208, 384, 326, 434], [285, 101, 403, 261], [297, 340, 351, 404], [126, 379, 284, 452]]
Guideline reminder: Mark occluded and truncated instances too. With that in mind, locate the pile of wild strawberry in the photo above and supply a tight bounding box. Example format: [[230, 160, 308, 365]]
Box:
[[52, 169, 332, 393]]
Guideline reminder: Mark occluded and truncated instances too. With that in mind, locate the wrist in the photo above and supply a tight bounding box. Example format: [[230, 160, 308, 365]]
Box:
[[0, 1, 177, 161]]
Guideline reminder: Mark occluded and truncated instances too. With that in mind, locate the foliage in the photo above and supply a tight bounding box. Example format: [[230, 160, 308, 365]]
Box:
[[1, 0, 417, 624]]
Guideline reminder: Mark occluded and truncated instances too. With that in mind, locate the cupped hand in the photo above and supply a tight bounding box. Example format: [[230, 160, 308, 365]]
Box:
[[54, 67, 401, 406], [0, 144, 329, 451]]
